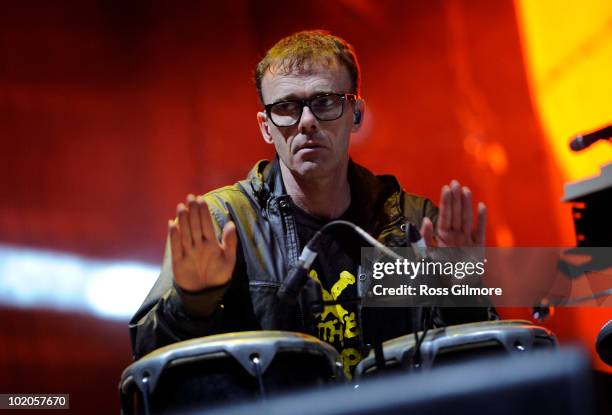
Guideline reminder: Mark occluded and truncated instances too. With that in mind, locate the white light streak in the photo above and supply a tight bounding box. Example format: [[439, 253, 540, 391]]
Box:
[[0, 244, 158, 320]]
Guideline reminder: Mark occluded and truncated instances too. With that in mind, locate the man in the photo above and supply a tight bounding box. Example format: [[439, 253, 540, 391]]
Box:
[[130, 30, 492, 377]]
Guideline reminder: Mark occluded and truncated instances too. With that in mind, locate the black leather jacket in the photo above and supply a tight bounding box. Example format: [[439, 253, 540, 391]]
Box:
[[130, 158, 492, 360]]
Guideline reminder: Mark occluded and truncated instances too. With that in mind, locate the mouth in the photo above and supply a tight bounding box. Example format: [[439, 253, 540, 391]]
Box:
[[294, 140, 325, 154]]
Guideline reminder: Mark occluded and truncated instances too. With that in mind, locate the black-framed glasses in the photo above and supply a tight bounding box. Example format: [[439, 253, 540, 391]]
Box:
[[264, 93, 357, 127]]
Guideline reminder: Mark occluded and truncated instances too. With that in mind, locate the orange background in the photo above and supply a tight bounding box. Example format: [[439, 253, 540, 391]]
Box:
[[0, 1, 610, 413]]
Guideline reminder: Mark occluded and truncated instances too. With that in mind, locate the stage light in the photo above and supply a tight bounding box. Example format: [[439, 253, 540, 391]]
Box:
[[0, 244, 157, 320]]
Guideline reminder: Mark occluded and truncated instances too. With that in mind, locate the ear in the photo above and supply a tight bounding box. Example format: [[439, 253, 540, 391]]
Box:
[[351, 98, 366, 133], [257, 111, 274, 144]]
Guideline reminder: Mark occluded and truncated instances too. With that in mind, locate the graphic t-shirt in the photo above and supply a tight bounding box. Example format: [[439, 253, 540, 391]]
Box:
[[292, 202, 364, 379]]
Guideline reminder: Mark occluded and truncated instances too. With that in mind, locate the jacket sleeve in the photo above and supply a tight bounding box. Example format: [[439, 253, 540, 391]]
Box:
[[128, 238, 232, 360], [129, 184, 265, 360], [401, 192, 439, 229]]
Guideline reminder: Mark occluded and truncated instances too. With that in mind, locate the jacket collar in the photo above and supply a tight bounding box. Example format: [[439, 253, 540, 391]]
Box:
[[247, 156, 404, 233]]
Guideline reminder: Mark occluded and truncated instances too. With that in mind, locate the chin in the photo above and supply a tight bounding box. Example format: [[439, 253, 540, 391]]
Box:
[[292, 159, 333, 178]]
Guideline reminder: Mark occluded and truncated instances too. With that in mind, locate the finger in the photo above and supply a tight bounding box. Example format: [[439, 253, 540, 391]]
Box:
[[438, 185, 452, 231], [450, 180, 462, 231], [176, 203, 193, 249], [168, 219, 183, 261], [197, 197, 216, 242], [461, 186, 473, 234], [420, 217, 435, 247], [187, 194, 203, 244], [473, 202, 487, 245], [221, 221, 237, 265]]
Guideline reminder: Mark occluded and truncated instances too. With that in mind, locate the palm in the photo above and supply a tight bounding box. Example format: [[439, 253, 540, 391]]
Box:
[[437, 227, 474, 247], [420, 180, 486, 248], [169, 195, 237, 292]]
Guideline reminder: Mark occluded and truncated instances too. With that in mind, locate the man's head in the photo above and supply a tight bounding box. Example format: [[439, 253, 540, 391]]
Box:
[[255, 30, 365, 180]]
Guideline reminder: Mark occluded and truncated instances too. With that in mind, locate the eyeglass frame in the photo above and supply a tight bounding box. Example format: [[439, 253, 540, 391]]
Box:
[[263, 92, 358, 127]]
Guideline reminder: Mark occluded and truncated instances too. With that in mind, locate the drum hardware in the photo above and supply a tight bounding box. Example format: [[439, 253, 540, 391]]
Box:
[[140, 375, 150, 415], [354, 320, 558, 379], [250, 353, 265, 399], [119, 331, 344, 415], [410, 306, 433, 369]]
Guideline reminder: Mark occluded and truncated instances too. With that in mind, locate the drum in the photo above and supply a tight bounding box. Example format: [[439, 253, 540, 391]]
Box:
[[355, 320, 557, 378], [119, 331, 344, 414]]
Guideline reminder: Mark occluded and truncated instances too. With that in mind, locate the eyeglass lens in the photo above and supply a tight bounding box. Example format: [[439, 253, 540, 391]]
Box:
[[270, 95, 344, 127]]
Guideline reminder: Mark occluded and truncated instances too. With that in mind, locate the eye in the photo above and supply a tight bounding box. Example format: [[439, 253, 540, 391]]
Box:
[[312, 95, 337, 109], [272, 101, 299, 115]]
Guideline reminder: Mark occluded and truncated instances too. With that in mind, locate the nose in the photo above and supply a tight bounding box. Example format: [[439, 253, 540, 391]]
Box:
[[298, 105, 319, 134]]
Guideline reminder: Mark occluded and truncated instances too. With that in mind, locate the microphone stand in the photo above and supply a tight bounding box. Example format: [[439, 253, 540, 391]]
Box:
[[277, 220, 430, 374]]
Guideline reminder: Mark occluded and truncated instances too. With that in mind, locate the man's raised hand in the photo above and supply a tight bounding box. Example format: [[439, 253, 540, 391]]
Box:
[[420, 180, 487, 248], [168, 194, 237, 292]]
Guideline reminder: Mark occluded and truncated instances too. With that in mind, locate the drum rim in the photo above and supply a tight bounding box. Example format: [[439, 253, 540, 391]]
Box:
[[354, 320, 558, 377], [119, 330, 344, 396]]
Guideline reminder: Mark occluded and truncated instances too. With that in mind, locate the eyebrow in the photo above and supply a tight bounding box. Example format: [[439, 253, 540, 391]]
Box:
[[271, 90, 337, 104]]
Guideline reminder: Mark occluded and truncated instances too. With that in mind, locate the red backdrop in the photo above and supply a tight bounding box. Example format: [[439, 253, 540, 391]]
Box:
[[0, 1, 608, 413]]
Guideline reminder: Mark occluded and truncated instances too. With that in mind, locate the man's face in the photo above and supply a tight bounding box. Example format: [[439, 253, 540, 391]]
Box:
[[257, 62, 363, 180]]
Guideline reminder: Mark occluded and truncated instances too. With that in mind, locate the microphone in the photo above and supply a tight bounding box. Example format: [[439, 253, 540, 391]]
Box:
[[569, 125, 612, 151], [407, 222, 428, 259], [277, 220, 405, 304], [276, 247, 317, 304]]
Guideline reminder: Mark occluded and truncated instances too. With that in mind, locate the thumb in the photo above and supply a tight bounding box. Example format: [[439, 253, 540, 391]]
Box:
[[221, 221, 237, 265], [420, 217, 435, 247]]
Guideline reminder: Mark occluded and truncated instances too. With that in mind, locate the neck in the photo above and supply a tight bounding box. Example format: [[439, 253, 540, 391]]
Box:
[[280, 159, 351, 220]]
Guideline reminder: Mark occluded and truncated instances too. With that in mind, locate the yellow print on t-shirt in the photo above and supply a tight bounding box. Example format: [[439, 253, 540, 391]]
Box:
[[309, 269, 362, 379]]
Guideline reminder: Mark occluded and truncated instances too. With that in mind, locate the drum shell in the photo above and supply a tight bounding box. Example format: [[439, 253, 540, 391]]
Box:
[[119, 331, 344, 414], [355, 319, 557, 378]]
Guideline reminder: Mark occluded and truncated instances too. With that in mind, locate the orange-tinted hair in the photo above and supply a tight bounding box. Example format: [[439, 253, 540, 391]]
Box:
[[254, 30, 361, 104]]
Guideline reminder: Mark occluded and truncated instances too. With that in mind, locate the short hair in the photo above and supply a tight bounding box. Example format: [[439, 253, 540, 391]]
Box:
[[254, 30, 361, 104]]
